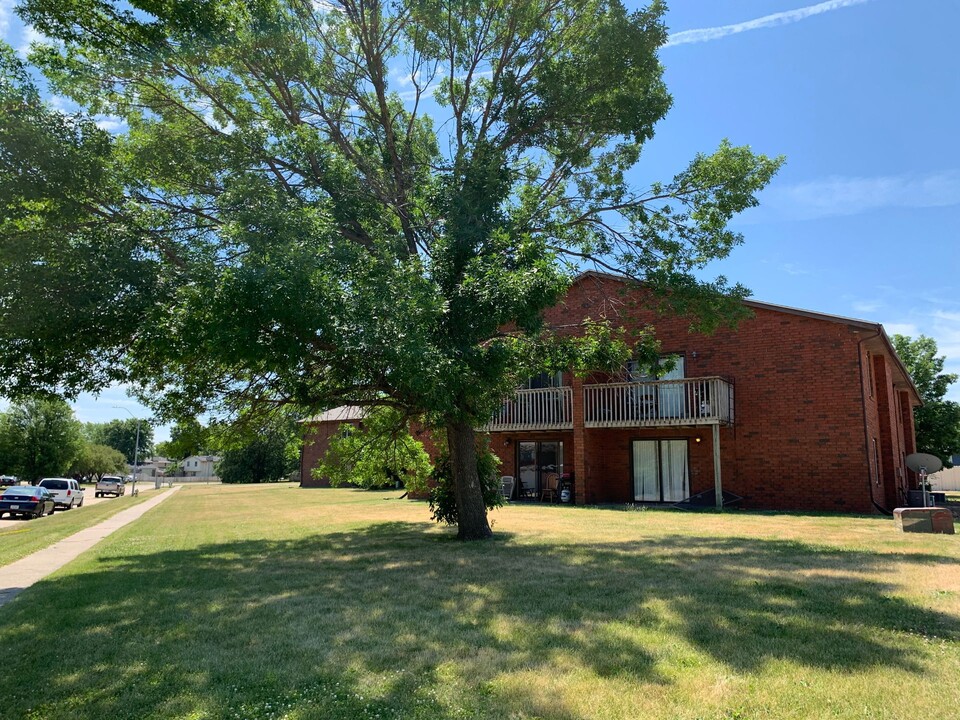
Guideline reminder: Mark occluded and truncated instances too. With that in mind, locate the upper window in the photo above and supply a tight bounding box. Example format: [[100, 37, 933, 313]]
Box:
[[626, 355, 684, 382], [522, 371, 564, 389]]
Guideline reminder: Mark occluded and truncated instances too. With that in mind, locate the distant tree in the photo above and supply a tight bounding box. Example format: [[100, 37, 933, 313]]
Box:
[[892, 334, 960, 467], [69, 442, 127, 481], [315, 408, 432, 491], [217, 432, 296, 484], [155, 418, 212, 460], [0, 397, 82, 481], [86, 418, 154, 465]]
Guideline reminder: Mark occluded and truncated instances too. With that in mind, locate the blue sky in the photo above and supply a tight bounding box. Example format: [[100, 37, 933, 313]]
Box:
[[1, 0, 958, 440]]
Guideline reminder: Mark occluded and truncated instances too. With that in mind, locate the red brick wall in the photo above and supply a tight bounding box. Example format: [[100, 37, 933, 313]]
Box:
[[299, 419, 361, 487], [872, 353, 911, 507], [900, 389, 918, 489], [298, 274, 916, 514], [538, 274, 883, 513]]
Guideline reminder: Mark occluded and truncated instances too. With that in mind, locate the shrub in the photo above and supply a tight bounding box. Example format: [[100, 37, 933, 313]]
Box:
[[428, 439, 502, 526]]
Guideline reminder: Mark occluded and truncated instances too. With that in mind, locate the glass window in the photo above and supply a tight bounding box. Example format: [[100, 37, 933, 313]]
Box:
[[626, 355, 684, 381], [523, 371, 563, 389]]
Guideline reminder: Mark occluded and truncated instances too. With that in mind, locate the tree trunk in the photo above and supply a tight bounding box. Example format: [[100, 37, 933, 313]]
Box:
[[446, 419, 493, 540]]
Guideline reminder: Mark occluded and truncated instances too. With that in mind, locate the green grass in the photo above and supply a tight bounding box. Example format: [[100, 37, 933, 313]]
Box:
[[1, 484, 959, 719], [0, 490, 155, 567]]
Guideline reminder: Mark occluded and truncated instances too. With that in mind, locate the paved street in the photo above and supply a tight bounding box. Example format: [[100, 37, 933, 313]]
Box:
[[0, 482, 163, 531]]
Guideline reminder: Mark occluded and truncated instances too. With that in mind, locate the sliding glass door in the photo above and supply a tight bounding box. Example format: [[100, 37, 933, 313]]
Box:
[[517, 441, 564, 497], [631, 439, 689, 502]]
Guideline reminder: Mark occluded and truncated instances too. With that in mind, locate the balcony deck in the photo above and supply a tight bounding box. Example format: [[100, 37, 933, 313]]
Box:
[[481, 377, 734, 432], [584, 377, 734, 428], [479, 387, 573, 432]]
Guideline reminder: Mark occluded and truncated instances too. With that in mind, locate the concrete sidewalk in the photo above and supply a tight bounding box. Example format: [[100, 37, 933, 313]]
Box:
[[0, 486, 180, 608]]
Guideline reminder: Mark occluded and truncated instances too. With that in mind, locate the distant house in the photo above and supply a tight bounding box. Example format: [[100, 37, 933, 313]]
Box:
[[135, 457, 175, 478], [180, 455, 221, 478], [301, 272, 921, 514]]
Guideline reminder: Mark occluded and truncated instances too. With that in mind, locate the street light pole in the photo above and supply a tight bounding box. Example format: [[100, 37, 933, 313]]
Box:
[[113, 407, 143, 493]]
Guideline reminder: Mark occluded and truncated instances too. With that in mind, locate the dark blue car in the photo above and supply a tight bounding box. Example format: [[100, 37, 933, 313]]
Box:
[[0, 486, 56, 520]]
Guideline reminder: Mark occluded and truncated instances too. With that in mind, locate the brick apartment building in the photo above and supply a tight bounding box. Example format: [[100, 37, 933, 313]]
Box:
[[301, 272, 921, 514]]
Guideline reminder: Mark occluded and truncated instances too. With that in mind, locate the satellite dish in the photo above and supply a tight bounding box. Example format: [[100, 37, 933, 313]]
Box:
[[905, 452, 943, 474]]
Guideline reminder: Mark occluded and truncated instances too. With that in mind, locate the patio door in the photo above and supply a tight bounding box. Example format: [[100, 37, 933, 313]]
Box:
[[632, 439, 689, 502], [517, 441, 564, 497]]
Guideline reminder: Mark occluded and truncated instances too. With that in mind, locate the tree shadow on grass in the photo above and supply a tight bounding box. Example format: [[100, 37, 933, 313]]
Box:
[[0, 522, 957, 719]]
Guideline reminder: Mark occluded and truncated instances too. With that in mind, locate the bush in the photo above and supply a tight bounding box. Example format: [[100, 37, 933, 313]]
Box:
[[428, 439, 503, 526]]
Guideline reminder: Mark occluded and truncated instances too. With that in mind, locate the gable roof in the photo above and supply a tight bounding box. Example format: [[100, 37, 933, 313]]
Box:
[[301, 405, 366, 424]]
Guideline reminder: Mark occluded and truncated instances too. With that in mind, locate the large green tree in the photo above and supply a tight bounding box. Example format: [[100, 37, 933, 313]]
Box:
[[892, 334, 960, 467], [155, 418, 213, 460], [1, 1, 781, 539], [217, 431, 296, 484], [0, 397, 82, 481], [69, 442, 128, 481], [85, 418, 154, 464]]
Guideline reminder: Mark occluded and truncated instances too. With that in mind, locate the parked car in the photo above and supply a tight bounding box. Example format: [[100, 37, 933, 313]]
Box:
[[38, 477, 85, 510], [0, 486, 56, 519], [95, 476, 125, 498], [0, 475, 17, 486]]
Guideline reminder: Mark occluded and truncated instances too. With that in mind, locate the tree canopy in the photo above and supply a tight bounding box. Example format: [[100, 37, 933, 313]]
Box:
[[892, 334, 960, 467], [69, 442, 127, 480], [155, 418, 213, 461], [1, 0, 781, 538], [0, 397, 82, 481], [315, 407, 433, 491], [217, 431, 296, 484], [85, 418, 153, 465]]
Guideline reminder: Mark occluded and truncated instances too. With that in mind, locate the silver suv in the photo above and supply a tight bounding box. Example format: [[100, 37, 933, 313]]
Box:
[[95, 476, 126, 498]]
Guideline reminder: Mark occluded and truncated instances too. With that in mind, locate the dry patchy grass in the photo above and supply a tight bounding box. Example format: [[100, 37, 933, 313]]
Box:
[[0, 484, 957, 719]]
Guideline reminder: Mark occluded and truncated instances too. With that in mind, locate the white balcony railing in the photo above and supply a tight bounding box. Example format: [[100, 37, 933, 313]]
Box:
[[480, 387, 573, 431], [584, 377, 734, 428]]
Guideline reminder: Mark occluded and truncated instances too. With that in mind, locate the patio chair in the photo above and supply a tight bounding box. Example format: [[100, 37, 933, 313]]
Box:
[[518, 475, 537, 499], [541, 472, 559, 503], [499, 475, 515, 502]]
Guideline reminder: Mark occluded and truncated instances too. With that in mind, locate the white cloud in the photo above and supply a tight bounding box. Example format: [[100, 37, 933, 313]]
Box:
[[753, 170, 960, 221], [852, 300, 881, 313], [95, 115, 127, 133], [782, 263, 809, 276], [17, 24, 45, 58], [0, 0, 12, 38], [884, 322, 919, 338], [665, 0, 870, 48]]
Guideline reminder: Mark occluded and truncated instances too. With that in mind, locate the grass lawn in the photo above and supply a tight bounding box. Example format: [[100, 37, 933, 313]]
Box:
[[0, 485, 958, 720], [0, 490, 155, 567]]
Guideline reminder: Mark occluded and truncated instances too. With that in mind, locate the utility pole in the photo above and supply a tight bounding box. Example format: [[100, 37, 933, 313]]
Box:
[[113, 407, 143, 493]]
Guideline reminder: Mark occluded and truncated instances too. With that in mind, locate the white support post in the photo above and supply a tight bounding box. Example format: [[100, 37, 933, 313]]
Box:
[[713, 423, 722, 509]]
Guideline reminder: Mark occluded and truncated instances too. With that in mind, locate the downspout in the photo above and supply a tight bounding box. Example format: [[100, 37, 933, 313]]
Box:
[[857, 328, 892, 516]]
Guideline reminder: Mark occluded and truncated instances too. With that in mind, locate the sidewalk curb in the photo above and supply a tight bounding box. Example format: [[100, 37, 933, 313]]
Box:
[[0, 486, 181, 608]]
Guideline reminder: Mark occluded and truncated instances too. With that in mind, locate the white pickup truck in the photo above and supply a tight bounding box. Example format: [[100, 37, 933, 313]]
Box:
[[38, 478, 85, 510]]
